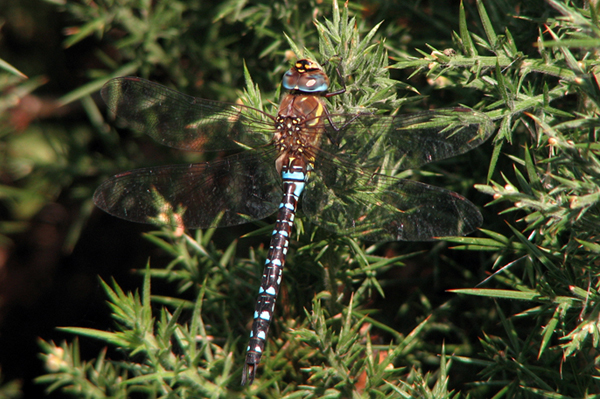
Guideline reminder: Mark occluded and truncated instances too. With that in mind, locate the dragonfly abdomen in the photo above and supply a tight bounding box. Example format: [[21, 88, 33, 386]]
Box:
[[242, 158, 309, 385]]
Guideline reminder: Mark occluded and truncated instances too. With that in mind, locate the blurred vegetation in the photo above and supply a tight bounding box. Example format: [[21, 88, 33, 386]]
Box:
[[1, 0, 600, 397]]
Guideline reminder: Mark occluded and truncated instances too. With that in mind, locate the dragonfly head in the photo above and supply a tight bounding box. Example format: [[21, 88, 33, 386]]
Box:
[[282, 59, 329, 93]]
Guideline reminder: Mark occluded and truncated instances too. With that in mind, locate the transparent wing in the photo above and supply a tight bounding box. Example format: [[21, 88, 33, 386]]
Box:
[[101, 77, 275, 151], [322, 108, 494, 171], [93, 149, 282, 229], [302, 161, 482, 241]]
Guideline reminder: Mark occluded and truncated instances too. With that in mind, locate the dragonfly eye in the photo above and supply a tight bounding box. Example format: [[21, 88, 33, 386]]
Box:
[[302, 73, 329, 91], [282, 61, 330, 93]]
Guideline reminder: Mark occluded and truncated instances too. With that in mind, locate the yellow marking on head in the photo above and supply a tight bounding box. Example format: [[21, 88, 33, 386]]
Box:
[[295, 59, 320, 73]]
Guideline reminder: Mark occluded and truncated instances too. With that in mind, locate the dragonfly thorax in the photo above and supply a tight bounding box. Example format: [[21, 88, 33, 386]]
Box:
[[274, 92, 327, 175], [273, 115, 317, 174]]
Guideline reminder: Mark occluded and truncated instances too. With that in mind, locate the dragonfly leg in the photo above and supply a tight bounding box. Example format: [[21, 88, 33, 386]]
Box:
[[324, 58, 346, 98], [323, 106, 370, 148]]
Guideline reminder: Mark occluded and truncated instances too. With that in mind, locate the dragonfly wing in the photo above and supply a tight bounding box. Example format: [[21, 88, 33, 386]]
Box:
[[302, 165, 481, 241], [102, 77, 274, 151], [322, 108, 494, 171], [94, 149, 282, 229]]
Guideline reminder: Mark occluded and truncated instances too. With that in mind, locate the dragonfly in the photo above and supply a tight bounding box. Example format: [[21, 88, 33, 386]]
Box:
[[94, 59, 494, 385]]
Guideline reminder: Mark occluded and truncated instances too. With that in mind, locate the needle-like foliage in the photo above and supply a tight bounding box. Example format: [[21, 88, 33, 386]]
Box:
[[1, 0, 598, 397]]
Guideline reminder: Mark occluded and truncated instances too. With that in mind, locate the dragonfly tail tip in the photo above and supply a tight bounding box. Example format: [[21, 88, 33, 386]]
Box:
[[241, 363, 256, 386]]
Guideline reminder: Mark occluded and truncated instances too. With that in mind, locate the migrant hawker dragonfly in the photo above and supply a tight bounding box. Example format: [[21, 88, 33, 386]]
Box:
[[94, 59, 493, 384]]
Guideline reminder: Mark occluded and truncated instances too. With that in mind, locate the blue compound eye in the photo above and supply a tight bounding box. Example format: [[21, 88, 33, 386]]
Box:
[[282, 60, 329, 92], [297, 72, 329, 92]]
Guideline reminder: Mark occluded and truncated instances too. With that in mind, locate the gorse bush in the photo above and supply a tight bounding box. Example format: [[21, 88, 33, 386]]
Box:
[[1, 0, 599, 397]]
